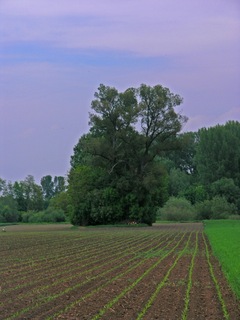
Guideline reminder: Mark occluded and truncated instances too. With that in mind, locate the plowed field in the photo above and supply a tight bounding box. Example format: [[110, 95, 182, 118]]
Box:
[[0, 223, 239, 320]]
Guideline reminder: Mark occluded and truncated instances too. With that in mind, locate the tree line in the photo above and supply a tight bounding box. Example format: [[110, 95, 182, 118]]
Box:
[[1, 84, 240, 225], [0, 175, 68, 223]]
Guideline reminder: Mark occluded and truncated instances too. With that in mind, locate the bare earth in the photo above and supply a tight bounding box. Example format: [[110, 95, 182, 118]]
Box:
[[0, 223, 239, 320]]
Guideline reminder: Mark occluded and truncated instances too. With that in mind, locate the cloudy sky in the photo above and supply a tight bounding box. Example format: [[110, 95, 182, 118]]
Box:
[[1, 0, 240, 183]]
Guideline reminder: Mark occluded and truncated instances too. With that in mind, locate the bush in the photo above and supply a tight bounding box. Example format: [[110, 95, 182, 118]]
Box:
[[0, 205, 19, 223], [210, 178, 240, 204], [21, 211, 33, 223], [20, 208, 66, 223], [44, 208, 66, 222], [211, 196, 237, 219], [183, 185, 207, 204], [0, 196, 19, 223], [158, 197, 196, 221], [195, 196, 238, 220], [195, 200, 212, 220], [228, 214, 240, 220], [28, 212, 45, 223], [0, 213, 5, 223]]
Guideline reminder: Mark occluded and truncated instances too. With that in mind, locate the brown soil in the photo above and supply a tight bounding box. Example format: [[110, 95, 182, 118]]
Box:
[[0, 223, 239, 320]]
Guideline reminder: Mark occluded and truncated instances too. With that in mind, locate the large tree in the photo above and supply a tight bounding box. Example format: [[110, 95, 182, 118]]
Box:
[[69, 84, 187, 225]]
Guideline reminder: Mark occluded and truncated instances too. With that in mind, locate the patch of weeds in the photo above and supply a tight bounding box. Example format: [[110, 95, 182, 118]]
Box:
[[136, 250, 169, 259], [182, 247, 195, 256]]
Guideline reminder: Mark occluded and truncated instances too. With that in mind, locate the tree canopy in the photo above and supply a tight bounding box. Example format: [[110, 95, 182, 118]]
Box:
[[69, 84, 187, 225], [195, 121, 240, 186]]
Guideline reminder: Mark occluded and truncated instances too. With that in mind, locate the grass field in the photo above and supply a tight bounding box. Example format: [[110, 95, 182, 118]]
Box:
[[0, 223, 239, 319], [204, 220, 240, 299]]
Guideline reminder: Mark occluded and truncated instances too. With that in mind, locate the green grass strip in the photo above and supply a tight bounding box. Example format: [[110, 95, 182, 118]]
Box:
[[204, 220, 240, 299], [181, 232, 199, 320], [203, 233, 230, 320], [136, 232, 193, 320], [91, 233, 189, 320]]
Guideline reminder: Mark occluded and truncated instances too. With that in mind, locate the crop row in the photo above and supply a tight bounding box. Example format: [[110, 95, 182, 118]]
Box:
[[1, 231, 166, 297], [1, 229, 169, 280], [1, 229, 168, 275], [47, 233, 190, 319], [91, 233, 192, 320], [0, 229, 181, 319], [50, 231, 233, 320], [1, 223, 236, 320], [0, 230, 146, 267]]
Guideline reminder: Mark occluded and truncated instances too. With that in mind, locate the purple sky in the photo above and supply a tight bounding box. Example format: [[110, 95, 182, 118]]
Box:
[[1, 0, 240, 183]]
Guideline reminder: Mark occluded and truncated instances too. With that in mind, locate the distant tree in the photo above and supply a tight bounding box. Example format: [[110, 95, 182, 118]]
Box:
[[69, 84, 187, 226], [195, 121, 240, 186], [12, 181, 27, 212], [13, 175, 44, 212], [53, 176, 66, 194], [168, 168, 190, 197], [210, 178, 240, 204], [167, 131, 198, 175], [0, 178, 7, 196], [41, 175, 54, 201], [0, 196, 19, 222], [0, 178, 14, 197], [183, 184, 207, 204], [49, 191, 71, 217], [41, 175, 66, 208]]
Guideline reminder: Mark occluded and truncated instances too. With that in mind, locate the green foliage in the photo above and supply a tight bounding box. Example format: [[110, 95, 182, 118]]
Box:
[[21, 208, 66, 223], [195, 121, 240, 186], [12, 175, 44, 212], [0, 175, 68, 224], [68, 165, 109, 226], [204, 220, 240, 298], [53, 176, 66, 194], [41, 175, 54, 201], [169, 168, 190, 197], [0, 196, 19, 222], [195, 196, 238, 220], [69, 84, 187, 226], [210, 178, 240, 205], [2, 119, 240, 225], [167, 131, 198, 175], [210, 196, 237, 219], [88, 187, 123, 225], [228, 214, 240, 220], [158, 197, 196, 221], [49, 191, 71, 216], [194, 199, 212, 220], [0, 179, 15, 199], [41, 175, 66, 208], [183, 184, 207, 204]]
